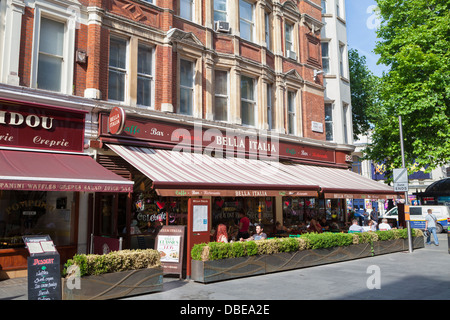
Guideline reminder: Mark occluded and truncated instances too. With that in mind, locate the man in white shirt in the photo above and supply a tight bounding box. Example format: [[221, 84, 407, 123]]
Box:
[[349, 219, 365, 232], [425, 209, 439, 246], [378, 218, 392, 231]]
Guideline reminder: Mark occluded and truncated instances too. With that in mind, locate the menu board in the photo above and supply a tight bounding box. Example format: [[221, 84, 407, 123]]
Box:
[[27, 254, 61, 300], [193, 205, 208, 232], [155, 226, 185, 278], [23, 235, 61, 300]]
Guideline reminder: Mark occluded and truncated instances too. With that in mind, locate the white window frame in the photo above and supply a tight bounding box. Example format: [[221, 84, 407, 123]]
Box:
[[322, 42, 330, 74], [265, 12, 271, 51], [325, 103, 334, 141], [239, 0, 254, 42], [179, 58, 194, 116], [180, 0, 194, 21], [214, 70, 229, 122], [240, 75, 257, 127], [343, 103, 349, 144], [287, 90, 296, 135], [30, 3, 77, 95], [108, 36, 128, 103], [137, 43, 155, 108], [339, 42, 346, 77], [285, 22, 294, 55], [267, 83, 273, 130], [214, 0, 228, 23]]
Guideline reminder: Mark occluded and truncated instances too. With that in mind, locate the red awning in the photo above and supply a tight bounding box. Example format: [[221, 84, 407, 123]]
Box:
[[106, 144, 321, 197], [0, 149, 134, 192]]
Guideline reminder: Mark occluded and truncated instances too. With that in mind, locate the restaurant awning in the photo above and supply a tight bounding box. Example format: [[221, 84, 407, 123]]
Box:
[[106, 144, 321, 197], [271, 162, 399, 199], [0, 149, 134, 192]]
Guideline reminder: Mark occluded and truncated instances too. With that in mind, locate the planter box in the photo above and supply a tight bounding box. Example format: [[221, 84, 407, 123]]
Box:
[[192, 237, 424, 284], [62, 267, 163, 300]]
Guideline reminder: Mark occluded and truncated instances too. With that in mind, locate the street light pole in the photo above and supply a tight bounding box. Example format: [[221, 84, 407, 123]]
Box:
[[399, 115, 413, 253]]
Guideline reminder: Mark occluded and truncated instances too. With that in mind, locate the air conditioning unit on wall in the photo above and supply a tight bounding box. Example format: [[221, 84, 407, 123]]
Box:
[[286, 49, 297, 60], [215, 20, 230, 33]]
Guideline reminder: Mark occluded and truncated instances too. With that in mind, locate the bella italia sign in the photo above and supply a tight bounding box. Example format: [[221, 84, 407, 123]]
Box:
[[0, 100, 85, 153]]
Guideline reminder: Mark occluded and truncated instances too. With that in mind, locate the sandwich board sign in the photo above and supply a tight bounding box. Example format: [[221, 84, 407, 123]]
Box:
[[393, 168, 409, 192]]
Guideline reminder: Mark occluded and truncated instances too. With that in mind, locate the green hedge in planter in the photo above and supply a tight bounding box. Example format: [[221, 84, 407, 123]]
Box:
[[62, 249, 161, 277], [192, 229, 422, 261]]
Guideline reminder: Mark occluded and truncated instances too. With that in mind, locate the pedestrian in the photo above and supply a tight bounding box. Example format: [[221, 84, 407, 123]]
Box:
[[425, 209, 439, 246]]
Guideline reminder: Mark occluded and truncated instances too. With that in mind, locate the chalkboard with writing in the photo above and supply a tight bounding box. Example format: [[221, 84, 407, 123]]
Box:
[[27, 254, 61, 300]]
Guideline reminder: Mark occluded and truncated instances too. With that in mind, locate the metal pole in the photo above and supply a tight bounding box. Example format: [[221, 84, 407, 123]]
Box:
[[399, 116, 413, 253]]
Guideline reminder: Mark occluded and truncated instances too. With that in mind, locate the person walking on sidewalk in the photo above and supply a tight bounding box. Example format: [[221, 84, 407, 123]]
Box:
[[425, 209, 439, 246]]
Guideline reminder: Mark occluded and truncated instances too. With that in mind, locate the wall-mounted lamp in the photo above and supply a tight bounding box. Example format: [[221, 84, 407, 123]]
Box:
[[314, 69, 324, 81]]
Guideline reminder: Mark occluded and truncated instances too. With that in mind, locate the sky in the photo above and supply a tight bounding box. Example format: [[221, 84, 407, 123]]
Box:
[[345, 0, 388, 77]]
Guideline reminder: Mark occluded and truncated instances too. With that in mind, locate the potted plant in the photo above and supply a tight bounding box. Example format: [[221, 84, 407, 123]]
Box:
[[191, 229, 424, 283], [62, 249, 163, 300]]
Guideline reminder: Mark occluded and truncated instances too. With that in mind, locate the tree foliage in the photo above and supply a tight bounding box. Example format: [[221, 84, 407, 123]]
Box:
[[348, 48, 379, 140], [364, 0, 450, 178]]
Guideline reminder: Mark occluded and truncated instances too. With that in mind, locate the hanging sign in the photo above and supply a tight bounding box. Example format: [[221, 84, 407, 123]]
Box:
[[108, 107, 126, 135]]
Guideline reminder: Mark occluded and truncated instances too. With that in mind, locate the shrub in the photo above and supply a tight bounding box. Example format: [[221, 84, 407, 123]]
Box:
[[189, 229, 422, 261], [63, 249, 161, 277]]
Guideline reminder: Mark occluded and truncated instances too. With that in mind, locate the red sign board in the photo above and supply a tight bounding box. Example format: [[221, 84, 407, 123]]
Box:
[[99, 113, 337, 164], [187, 198, 210, 277], [108, 107, 126, 135], [0, 100, 85, 152]]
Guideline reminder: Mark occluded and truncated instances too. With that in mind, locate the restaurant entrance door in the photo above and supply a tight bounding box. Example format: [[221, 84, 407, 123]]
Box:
[[91, 193, 131, 253]]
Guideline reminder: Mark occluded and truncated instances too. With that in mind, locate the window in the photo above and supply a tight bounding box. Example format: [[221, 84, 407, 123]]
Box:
[[267, 83, 273, 130], [321, 0, 327, 14], [285, 22, 294, 56], [325, 103, 333, 141], [287, 91, 296, 135], [137, 44, 153, 107], [336, 0, 341, 18], [180, 0, 193, 21], [179, 59, 194, 115], [37, 18, 64, 92], [343, 103, 349, 144], [351, 156, 362, 174], [214, 70, 228, 121], [322, 42, 330, 74], [265, 12, 271, 50], [239, 0, 254, 42], [214, 0, 227, 22], [241, 75, 256, 126], [108, 37, 127, 102], [339, 43, 345, 77]]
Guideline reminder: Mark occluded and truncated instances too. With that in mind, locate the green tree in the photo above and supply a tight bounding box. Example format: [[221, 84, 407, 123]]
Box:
[[364, 0, 450, 178], [348, 48, 379, 140]]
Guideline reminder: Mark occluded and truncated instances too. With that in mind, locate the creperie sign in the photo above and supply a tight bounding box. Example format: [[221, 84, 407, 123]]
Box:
[[0, 101, 85, 152]]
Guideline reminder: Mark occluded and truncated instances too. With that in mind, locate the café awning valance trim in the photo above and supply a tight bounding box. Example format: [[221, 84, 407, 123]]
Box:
[[106, 144, 321, 196], [0, 149, 134, 192]]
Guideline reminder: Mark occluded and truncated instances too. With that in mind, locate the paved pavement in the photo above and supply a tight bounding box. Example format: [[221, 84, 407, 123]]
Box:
[[1, 234, 449, 301]]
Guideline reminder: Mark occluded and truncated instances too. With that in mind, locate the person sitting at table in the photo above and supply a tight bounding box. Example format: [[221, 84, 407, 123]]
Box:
[[216, 223, 229, 243], [368, 219, 377, 232], [275, 221, 288, 235], [241, 224, 267, 241], [320, 217, 330, 231], [307, 218, 323, 233], [378, 218, 392, 231], [348, 219, 365, 233]]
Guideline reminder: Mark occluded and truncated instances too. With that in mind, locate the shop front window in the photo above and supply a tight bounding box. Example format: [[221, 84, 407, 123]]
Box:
[[282, 197, 317, 228], [211, 197, 274, 240], [0, 191, 74, 249]]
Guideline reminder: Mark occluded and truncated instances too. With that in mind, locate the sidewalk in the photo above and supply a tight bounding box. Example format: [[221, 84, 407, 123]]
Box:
[[1, 234, 448, 301]]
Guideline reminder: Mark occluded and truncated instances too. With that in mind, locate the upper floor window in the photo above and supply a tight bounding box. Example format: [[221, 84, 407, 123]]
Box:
[[179, 59, 194, 115], [239, 0, 254, 42], [108, 37, 127, 102], [321, 0, 327, 14], [241, 75, 256, 126], [267, 83, 273, 130], [214, 0, 227, 22], [265, 12, 271, 50], [287, 91, 296, 135], [339, 43, 345, 77], [37, 18, 64, 92], [137, 44, 154, 107], [214, 70, 229, 121], [322, 42, 330, 74], [180, 0, 193, 21], [285, 22, 296, 59], [325, 103, 333, 141]]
